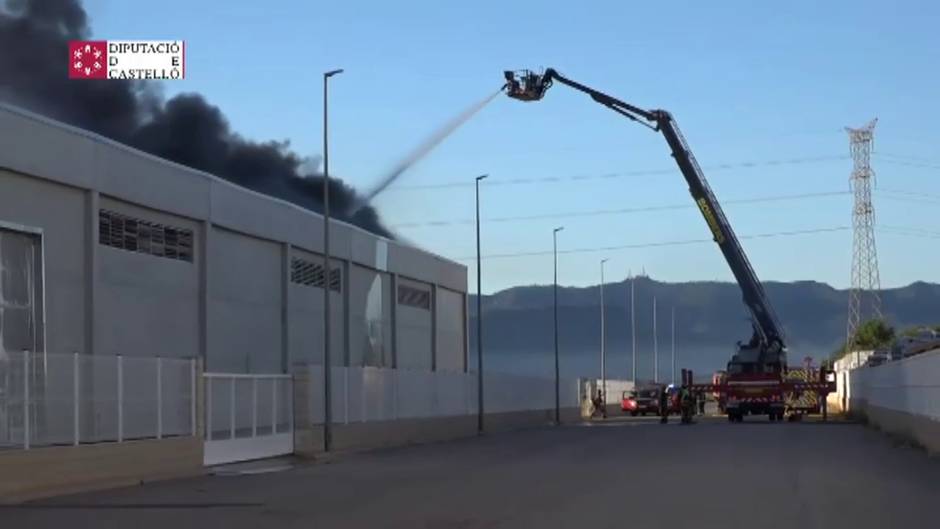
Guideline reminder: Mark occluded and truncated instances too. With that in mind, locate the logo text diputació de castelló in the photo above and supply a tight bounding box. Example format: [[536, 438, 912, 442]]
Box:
[[69, 40, 185, 80]]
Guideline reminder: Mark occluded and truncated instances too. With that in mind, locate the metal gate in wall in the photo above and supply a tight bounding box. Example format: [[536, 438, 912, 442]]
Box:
[[203, 373, 293, 466]]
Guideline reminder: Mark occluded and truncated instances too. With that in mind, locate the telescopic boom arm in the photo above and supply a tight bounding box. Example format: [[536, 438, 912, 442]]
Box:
[[504, 68, 786, 366]]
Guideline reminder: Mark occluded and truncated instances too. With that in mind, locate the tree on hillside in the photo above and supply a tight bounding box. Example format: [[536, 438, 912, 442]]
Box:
[[900, 324, 940, 337], [831, 319, 896, 360]]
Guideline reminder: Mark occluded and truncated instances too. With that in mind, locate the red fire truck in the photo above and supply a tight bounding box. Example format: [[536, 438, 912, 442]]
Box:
[[686, 366, 834, 422]]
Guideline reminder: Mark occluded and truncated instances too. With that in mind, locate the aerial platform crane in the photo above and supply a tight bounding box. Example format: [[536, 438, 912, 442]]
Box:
[[503, 69, 834, 421]]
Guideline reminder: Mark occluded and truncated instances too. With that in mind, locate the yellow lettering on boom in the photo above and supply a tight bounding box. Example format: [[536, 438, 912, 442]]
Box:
[[697, 198, 726, 244]]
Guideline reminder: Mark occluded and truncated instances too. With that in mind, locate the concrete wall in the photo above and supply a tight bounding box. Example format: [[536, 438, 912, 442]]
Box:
[[287, 250, 344, 367], [435, 287, 465, 372], [97, 198, 200, 358], [0, 437, 203, 503], [396, 277, 433, 370], [208, 228, 283, 373], [844, 350, 940, 454], [0, 169, 86, 355]]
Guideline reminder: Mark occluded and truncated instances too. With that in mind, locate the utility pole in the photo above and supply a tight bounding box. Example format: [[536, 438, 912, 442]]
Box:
[[653, 296, 658, 383], [845, 118, 883, 367], [322, 68, 343, 452], [475, 174, 487, 433], [600, 258, 609, 403], [553, 226, 564, 425]]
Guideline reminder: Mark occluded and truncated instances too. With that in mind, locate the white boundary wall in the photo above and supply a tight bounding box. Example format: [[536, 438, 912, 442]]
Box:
[[847, 349, 940, 421]]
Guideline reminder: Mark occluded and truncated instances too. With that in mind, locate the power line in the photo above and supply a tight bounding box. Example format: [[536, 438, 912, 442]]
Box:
[[879, 230, 940, 240], [875, 157, 940, 171], [877, 188, 940, 204], [392, 190, 851, 228], [384, 154, 851, 192], [876, 152, 940, 166], [878, 196, 940, 207], [453, 226, 851, 261], [879, 225, 940, 238]]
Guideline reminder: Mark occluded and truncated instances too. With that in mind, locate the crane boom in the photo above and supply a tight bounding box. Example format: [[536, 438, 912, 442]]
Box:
[[504, 68, 786, 369]]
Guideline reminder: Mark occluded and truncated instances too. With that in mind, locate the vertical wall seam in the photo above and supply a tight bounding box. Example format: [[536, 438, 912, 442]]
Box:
[[199, 220, 211, 364], [282, 243, 290, 373], [85, 190, 99, 355]]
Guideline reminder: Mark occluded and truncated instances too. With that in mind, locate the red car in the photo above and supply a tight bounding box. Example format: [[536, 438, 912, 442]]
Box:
[[621, 387, 662, 416], [622, 386, 681, 416]]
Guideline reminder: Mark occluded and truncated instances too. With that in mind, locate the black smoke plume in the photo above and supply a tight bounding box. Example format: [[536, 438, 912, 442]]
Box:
[[0, 0, 392, 238]]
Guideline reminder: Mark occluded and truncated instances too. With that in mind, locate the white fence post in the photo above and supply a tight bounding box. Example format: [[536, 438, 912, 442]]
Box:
[[272, 377, 278, 433], [73, 352, 80, 446], [206, 376, 213, 441], [229, 377, 236, 439], [117, 355, 124, 442], [288, 376, 294, 433], [393, 368, 399, 420], [252, 377, 258, 437], [23, 351, 30, 450], [156, 357, 163, 440], [190, 358, 197, 436]]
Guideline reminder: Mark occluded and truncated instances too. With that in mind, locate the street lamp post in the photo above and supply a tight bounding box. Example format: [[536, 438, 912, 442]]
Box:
[[322, 67, 343, 452], [475, 174, 488, 434], [653, 296, 658, 383], [553, 226, 564, 425], [600, 258, 609, 405], [631, 274, 636, 386], [671, 307, 677, 385]]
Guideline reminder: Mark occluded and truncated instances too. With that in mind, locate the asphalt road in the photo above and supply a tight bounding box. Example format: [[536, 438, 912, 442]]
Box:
[[3, 414, 938, 529]]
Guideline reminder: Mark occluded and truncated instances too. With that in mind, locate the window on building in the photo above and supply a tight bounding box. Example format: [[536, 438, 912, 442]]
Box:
[[290, 257, 341, 292], [398, 284, 430, 310], [98, 209, 194, 262]]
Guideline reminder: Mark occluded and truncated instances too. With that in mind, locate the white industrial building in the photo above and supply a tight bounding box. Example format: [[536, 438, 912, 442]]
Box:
[[0, 103, 586, 498], [0, 102, 468, 375]]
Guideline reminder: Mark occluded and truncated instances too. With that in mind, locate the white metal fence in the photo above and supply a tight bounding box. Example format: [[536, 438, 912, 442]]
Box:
[[203, 373, 293, 466], [306, 366, 580, 424], [0, 351, 196, 450]]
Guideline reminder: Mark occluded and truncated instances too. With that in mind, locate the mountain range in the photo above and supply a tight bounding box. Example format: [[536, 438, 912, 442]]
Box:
[[469, 278, 940, 378]]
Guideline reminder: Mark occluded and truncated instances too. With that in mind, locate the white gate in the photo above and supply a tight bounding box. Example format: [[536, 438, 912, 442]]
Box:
[[203, 373, 293, 466]]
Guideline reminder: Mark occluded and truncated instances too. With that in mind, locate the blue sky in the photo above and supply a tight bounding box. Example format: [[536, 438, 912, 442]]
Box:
[[84, 0, 940, 294]]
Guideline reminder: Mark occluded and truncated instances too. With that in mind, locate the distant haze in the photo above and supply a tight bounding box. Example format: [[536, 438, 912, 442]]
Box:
[[469, 278, 940, 379]]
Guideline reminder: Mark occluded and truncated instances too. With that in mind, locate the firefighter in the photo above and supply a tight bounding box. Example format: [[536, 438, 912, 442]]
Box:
[[680, 386, 694, 424], [659, 385, 670, 424], [526, 71, 541, 93], [591, 389, 606, 419]]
